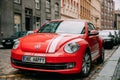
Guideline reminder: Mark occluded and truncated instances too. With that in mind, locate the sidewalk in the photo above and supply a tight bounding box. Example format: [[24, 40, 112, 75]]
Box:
[[112, 59, 120, 80], [95, 46, 120, 80]]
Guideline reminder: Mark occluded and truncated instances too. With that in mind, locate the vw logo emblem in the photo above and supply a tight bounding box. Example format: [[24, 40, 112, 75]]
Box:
[[35, 44, 41, 50]]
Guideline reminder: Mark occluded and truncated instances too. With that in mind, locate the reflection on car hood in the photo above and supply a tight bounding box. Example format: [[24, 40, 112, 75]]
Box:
[[20, 33, 83, 53]]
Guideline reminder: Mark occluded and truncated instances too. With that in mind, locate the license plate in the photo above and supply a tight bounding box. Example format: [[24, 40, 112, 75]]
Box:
[[5, 42, 11, 44], [22, 56, 45, 64]]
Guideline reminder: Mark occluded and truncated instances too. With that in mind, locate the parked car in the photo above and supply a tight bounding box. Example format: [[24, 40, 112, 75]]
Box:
[[101, 30, 119, 45], [11, 19, 104, 77], [99, 31, 114, 49], [1, 31, 33, 48], [26, 31, 34, 35], [114, 30, 120, 44]]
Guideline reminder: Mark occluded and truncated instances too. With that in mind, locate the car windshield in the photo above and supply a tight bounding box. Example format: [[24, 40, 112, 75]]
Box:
[[99, 31, 112, 37], [38, 21, 85, 34]]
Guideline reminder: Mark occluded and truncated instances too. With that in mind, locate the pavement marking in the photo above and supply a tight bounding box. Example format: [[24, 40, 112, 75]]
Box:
[[0, 74, 22, 79]]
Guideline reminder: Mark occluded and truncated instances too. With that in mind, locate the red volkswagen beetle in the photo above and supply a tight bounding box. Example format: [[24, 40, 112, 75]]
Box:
[[11, 20, 104, 77]]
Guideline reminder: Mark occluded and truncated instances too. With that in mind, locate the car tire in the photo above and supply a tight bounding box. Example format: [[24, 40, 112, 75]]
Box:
[[80, 50, 92, 77], [97, 47, 104, 64]]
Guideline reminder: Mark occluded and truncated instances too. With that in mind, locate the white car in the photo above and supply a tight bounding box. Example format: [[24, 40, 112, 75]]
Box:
[[26, 31, 34, 35]]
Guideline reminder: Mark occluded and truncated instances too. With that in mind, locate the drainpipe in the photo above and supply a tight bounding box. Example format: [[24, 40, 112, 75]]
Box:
[[0, 1, 1, 43]]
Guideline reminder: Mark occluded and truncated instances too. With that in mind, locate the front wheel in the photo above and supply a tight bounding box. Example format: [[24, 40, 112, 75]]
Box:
[[80, 51, 92, 77]]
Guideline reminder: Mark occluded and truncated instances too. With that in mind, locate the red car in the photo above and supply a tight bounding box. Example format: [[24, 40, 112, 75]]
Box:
[[11, 20, 104, 77]]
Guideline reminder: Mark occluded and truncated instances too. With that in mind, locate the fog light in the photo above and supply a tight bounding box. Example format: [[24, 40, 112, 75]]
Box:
[[66, 63, 75, 69]]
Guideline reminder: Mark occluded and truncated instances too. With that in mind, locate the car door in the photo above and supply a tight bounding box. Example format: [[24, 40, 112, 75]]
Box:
[[87, 23, 99, 60]]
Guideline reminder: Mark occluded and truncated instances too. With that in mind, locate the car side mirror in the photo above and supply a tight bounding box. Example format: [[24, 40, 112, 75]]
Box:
[[33, 29, 38, 33], [89, 30, 99, 36]]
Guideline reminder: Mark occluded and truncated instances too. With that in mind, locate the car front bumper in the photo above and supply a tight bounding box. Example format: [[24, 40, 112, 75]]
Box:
[[11, 50, 84, 74]]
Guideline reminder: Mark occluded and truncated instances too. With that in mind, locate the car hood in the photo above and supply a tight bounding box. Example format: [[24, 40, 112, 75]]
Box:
[[2, 37, 18, 41], [20, 33, 83, 53]]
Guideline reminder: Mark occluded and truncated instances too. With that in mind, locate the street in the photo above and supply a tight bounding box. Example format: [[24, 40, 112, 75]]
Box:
[[0, 46, 119, 80]]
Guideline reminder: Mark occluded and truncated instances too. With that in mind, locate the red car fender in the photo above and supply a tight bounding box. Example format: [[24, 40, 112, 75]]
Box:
[[98, 36, 104, 54], [77, 39, 91, 58]]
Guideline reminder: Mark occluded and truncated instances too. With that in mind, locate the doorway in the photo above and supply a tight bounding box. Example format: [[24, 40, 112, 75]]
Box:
[[25, 17, 30, 31], [25, 8, 32, 31]]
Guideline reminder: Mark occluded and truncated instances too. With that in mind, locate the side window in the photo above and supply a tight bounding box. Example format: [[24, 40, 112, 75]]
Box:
[[81, 27, 85, 34], [88, 23, 96, 32]]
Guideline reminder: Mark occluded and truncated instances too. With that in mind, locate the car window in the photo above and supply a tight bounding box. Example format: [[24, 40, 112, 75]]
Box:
[[81, 27, 85, 34], [38, 21, 85, 34], [99, 31, 113, 37], [39, 22, 60, 33], [88, 23, 96, 31], [20, 32, 27, 37], [11, 31, 27, 37], [11, 32, 20, 37]]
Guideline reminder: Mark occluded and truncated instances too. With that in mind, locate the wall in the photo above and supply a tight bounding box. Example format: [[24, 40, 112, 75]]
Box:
[[1, 0, 14, 38], [91, 0, 101, 29]]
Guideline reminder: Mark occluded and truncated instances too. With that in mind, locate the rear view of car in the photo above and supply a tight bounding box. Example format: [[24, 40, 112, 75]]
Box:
[[99, 31, 114, 49], [102, 30, 119, 45]]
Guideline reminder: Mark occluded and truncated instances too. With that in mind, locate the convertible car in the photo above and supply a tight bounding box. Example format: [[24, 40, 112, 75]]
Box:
[[11, 19, 104, 77]]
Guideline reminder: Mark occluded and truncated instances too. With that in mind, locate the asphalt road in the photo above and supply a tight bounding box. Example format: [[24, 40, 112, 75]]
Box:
[[0, 46, 118, 80]]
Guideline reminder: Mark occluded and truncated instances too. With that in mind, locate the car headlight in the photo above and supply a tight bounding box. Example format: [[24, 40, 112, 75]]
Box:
[[13, 39, 18, 42], [64, 42, 80, 54], [2, 40, 5, 42], [13, 40, 20, 49]]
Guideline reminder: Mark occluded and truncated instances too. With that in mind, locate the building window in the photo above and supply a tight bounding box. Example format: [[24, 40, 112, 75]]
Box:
[[55, 3, 59, 19], [35, 0, 40, 9], [14, 14, 21, 32], [46, 0, 51, 20], [14, 0, 21, 4], [33, 16, 40, 29]]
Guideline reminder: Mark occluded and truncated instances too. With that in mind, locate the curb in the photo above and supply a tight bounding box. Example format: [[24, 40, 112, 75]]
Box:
[[95, 46, 120, 80]]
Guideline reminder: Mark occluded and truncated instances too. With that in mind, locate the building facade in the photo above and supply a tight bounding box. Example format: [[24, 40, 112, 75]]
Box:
[[91, 0, 101, 29], [61, 0, 79, 19], [101, 0, 115, 30], [0, 0, 2, 35], [0, 0, 2, 42], [114, 10, 120, 30], [0, 0, 14, 41], [61, 0, 101, 29], [0, 0, 61, 39], [79, 0, 91, 20]]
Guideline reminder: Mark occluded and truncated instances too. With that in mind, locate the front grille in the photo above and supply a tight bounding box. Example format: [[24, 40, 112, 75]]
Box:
[[6, 40, 12, 42], [11, 58, 73, 70]]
